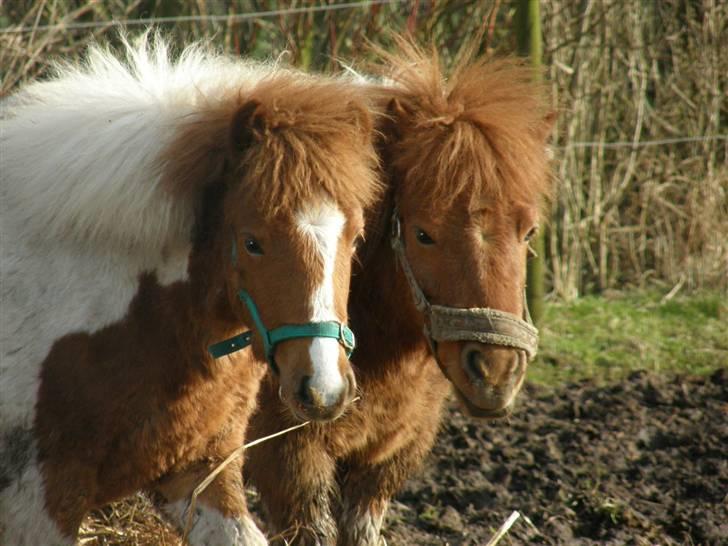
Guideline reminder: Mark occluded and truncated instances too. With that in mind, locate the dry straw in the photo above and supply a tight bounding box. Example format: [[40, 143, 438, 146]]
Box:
[[181, 420, 311, 540], [485, 510, 521, 546]]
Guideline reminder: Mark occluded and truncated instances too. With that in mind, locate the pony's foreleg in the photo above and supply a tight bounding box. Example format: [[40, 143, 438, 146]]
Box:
[[154, 458, 267, 546], [336, 435, 438, 546], [245, 422, 338, 545]]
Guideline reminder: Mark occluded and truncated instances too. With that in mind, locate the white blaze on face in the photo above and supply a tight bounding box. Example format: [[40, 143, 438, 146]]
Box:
[[295, 200, 347, 400]]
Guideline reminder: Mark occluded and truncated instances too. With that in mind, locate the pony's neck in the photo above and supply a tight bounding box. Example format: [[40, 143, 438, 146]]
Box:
[[190, 243, 242, 341], [349, 204, 428, 375], [140, 232, 242, 380]]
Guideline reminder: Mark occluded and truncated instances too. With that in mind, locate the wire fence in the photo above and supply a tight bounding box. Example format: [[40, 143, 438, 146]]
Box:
[[0, 0, 407, 34], [556, 135, 728, 150]]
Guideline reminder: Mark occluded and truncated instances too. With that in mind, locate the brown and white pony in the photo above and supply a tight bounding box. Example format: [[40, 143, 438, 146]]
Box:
[[245, 40, 554, 544], [0, 35, 379, 545]]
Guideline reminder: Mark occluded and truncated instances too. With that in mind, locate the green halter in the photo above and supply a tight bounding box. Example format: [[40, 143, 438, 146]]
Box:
[[208, 289, 356, 369]]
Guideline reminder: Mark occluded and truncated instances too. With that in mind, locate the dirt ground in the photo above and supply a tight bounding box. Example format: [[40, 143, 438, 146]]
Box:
[[383, 368, 728, 546], [82, 369, 727, 545]]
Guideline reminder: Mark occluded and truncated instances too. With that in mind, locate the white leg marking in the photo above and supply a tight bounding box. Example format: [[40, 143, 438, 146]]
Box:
[[339, 499, 388, 546], [0, 453, 71, 546], [163, 499, 268, 546], [295, 201, 347, 399]]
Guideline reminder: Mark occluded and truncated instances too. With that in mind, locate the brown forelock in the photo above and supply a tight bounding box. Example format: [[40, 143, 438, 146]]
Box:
[[232, 75, 382, 220], [374, 38, 553, 215]]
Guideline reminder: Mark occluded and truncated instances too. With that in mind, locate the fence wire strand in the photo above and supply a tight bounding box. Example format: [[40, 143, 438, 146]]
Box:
[[0, 0, 407, 34], [557, 135, 727, 150]]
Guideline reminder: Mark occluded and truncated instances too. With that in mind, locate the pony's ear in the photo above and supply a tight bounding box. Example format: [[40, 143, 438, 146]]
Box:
[[381, 97, 412, 141], [386, 97, 412, 121], [230, 99, 266, 151], [534, 111, 557, 142]]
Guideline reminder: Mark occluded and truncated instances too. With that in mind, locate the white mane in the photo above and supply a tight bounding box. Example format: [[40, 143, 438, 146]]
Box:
[[0, 33, 268, 257]]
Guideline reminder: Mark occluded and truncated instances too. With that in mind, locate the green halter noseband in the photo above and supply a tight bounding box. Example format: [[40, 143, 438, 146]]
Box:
[[208, 289, 356, 369]]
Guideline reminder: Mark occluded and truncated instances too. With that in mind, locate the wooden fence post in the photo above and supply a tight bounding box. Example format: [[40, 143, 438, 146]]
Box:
[[516, 0, 545, 325]]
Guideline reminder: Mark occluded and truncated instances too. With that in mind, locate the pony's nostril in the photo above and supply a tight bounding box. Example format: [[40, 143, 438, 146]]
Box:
[[298, 375, 316, 407], [465, 349, 487, 381]]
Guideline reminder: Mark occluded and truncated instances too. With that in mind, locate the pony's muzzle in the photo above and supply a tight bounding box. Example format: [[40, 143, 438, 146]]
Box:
[[295, 366, 355, 421], [278, 337, 356, 421], [449, 342, 527, 417]]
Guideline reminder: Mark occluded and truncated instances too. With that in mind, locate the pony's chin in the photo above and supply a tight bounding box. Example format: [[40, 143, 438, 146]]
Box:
[[453, 388, 512, 420], [282, 396, 347, 423]]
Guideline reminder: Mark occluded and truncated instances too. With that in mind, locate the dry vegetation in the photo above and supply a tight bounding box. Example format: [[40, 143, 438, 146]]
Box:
[[77, 495, 181, 546], [2, 0, 725, 298], [542, 0, 728, 297]]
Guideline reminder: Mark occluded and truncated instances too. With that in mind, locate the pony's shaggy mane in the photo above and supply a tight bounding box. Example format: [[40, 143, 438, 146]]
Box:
[[375, 38, 553, 211]]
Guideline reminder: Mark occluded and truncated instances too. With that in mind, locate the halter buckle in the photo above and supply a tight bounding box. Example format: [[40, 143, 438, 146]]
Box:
[[339, 323, 356, 355]]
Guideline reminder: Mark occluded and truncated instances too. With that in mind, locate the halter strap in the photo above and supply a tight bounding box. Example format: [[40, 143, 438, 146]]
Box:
[[389, 208, 539, 360], [390, 211, 431, 314], [428, 304, 538, 357], [208, 290, 355, 368]]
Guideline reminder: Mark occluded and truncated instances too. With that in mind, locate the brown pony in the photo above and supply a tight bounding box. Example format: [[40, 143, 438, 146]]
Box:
[[245, 39, 554, 544], [0, 36, 379, 545]]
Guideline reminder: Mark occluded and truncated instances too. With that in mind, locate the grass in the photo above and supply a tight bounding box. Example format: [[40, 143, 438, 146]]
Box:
[[529, 290, 728, 386]]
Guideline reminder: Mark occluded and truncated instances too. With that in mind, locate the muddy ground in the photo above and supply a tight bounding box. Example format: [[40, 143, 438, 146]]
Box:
[[383, 369, 727, 545], [83, 369, 727, 545]]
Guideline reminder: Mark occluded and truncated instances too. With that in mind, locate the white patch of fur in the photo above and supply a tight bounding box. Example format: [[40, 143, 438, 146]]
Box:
[[295, 201, 347, 401], [0, 453, 71, 546], [0, 33, 270, 260], [163, 499, 267, 546], [338, 497, 388, 546], [336, 61, 371, 85]]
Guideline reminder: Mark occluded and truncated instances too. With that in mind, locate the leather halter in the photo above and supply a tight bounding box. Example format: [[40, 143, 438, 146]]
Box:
[[389, 208, 539, 361]]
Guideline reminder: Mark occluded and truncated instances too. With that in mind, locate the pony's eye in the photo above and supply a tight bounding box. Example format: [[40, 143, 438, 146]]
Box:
[[415, 227, 435, 246], [244, 237, 264, 256], [524, 226, 538, 242]]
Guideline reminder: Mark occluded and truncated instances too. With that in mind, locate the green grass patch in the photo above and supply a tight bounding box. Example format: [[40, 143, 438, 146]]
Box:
[[529, 290, 728, 385]]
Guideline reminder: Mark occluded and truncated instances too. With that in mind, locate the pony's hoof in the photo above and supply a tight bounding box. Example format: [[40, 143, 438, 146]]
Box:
[[238, 515, 268, 546]]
